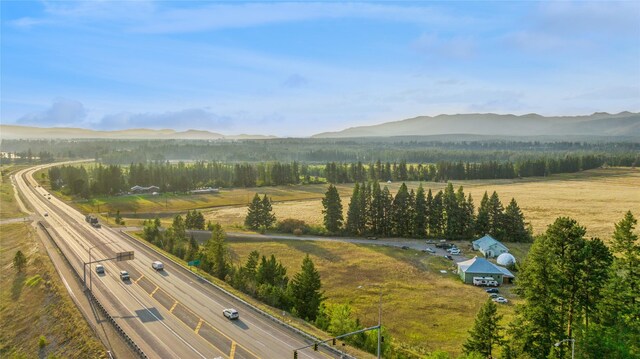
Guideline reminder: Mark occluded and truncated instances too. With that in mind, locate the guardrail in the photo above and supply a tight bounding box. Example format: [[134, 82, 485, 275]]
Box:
[[120, 231, 356, 359], [38, 222, 148, 359]]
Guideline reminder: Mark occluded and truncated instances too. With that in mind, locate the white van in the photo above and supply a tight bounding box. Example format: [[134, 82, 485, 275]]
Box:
[[473, 277, 487, 286], [152, 261, 164, 271]]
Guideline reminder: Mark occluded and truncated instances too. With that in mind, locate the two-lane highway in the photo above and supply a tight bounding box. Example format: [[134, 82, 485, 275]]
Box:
[[15, 163, 346, 359]]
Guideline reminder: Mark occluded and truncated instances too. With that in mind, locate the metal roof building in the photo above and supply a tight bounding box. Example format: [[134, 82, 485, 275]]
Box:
[[472, 234, 510, 258], [457, 256, 514, 284]]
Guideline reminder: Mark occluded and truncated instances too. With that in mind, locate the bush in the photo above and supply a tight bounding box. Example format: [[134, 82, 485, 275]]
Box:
[[38, 335, 48, 348], [276, 219, 310, 234]]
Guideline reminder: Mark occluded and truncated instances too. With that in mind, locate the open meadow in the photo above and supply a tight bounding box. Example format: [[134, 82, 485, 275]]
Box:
[[204, 167, 640, 241]]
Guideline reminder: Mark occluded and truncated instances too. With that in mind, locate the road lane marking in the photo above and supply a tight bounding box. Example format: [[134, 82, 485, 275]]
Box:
[[194, 319, 204, 334], [229, 342, 236, 358], [135, 275, 145, 284], [150, 286, 159, 296], [170, 300, 178, 312]]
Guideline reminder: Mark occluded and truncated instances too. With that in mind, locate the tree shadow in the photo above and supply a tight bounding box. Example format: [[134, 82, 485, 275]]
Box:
[[12, 271, 26, 300]]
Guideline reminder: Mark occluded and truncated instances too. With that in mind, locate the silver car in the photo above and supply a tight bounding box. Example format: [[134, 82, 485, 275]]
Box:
[[223, 308, 239, 320]]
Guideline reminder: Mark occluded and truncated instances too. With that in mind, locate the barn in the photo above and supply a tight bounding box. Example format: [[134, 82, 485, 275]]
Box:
[[457, 256, 514, 285]]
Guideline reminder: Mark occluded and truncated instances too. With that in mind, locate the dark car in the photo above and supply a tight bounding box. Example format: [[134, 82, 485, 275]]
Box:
[[444, 254, 453, 260], [486, 288, 499, 294], [401, 246, 410, 250]]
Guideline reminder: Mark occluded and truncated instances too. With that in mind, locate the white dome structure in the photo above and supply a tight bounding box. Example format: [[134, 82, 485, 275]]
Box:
[[496, 253, 516, 266]]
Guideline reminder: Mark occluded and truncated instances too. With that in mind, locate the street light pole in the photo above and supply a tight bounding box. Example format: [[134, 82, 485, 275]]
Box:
[[358, 284, 383, 359], [554, 338, 575, 359]]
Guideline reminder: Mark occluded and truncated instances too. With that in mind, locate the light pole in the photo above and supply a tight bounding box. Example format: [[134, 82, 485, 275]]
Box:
[[554, 338, 575, 359], [358, 284, 383, 359], [86, 241, 116, 291]]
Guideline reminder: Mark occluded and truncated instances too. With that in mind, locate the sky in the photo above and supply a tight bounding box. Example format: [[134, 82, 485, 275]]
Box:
[[1, 1, 639, 137]]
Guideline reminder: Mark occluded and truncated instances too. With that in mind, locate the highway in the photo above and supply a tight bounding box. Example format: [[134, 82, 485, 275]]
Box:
[[14, 163, 345, 359]]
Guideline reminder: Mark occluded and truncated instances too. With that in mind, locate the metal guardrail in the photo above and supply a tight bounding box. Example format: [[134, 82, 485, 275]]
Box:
[[120, 231, 356, 359], [38, 222, 148, 359]]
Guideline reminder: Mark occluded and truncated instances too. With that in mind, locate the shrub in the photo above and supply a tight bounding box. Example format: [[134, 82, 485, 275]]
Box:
[[38, 335, 48, 348], [276, 219, 310, 234]]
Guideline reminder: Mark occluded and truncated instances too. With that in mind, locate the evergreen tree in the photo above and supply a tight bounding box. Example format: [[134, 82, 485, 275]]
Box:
[[359, 182, 371, 234], [260, 194, 276, 229], [392, 183, 412, 237], [503, 198, 531, 242], [290, 255, 324, 321], [245, 194, 262, 230], [511, 217, 613, 359], [463, 299, 504, 357], [369, 182, 384, 235], [380, 186, 394, 236], [487, 191, 505, 240], [346, 183, 363, 235], [186, 235, 199, 262], [463, 193, 476, 238], [443, 183, 461, 239], [413, 184, 427, 237], [322, 184, 343, 233], [425, 188, 433, 236], [13, 250, 26, 272], [204, 223, 228, 280], [429, 191, 444, 237], [475, 191, 490, 237]]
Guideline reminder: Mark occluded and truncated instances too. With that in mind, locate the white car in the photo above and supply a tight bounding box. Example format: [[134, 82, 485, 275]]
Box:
[[223, 308, 239, 320], [424, 247, 435, 254], [95, 264, 105, 274], [449, 249, 461, 255], [43, 212, 49, 217], [119, 270, 130, 281], [493, 296, 508, 303], [152, 261, 164, 271]]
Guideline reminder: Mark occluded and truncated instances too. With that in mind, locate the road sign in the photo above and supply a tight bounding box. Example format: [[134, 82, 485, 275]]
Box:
[[188, 259, 201, 266], [116, 251, 134, 261]]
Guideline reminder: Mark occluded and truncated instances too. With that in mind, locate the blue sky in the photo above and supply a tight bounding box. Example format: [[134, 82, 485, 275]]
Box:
[[2, 1, 639, 136]]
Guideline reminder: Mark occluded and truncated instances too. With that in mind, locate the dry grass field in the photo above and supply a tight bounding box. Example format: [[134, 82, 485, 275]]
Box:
[[0, 165, 28, 220], [226, 237, 520, 356], [204, 167, 640, 241]]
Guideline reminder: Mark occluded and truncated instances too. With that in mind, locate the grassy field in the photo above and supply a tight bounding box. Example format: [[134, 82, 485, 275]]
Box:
[[203, 167, 640, 241], [225, 237, 520, 356], [0, 222, 106, 358], [0, 165, 106, 358], [0, 165, 28, 220]]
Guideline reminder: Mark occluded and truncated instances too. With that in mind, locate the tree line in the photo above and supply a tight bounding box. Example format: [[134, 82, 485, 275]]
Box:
[[461, 211, 639, 359], [323, 182, 531, 242], [141, 216, 324, 322]]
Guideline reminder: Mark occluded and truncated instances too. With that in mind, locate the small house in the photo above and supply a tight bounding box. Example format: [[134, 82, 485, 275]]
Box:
[[472, 234, 509, 258], [130, 185, 160, 194]]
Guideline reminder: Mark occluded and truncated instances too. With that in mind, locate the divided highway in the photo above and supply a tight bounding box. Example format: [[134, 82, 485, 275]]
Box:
[[14, 163, 345, 359]]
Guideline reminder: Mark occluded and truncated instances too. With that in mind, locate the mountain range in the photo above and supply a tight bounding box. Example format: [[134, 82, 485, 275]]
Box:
[[312, 112, 640, 138], [1, 112, 638, 140], [0, 125, 276, 140]]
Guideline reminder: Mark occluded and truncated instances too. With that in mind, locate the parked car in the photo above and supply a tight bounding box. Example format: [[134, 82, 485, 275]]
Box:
[[444, 254, 453, 260], [424, 247, 435, 254], [493, 297, 508, 303], [119, 270, 130, 281], [448, 249, 461, 255], [152, 261, 164, 271], [401, 246, 410, 250], [489, 293, 499, 299], [43, 212, 48, 217], [223, 308, 239, 320], [95, 264, 105, 274], [425, 239, 435, 244], [485, 288, 499, 293]]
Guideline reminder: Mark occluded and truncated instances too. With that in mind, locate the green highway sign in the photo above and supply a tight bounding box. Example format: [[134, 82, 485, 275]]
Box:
[[188, 259, 201, 266]]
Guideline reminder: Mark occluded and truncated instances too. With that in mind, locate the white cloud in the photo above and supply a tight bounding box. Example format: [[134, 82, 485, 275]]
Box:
[[18, 98, 87, 126], [97, 109, 233, 131]]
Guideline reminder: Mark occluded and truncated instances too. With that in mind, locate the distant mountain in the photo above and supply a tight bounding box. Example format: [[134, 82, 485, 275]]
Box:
[[312, 112, 640, 138], [0, 125, 276, 140]]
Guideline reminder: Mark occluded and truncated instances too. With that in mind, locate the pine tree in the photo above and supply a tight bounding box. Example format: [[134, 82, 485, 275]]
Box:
[[13, 250, 27, 272], [381, 186, 394, 236], [370, 182, 384, 235], [463, 299, 504, 357], [359, 182, 371, 234], [322, 184, 343, 233], [463, 193, 476, 238], [244, 194, 262, 230], [346, 183, 363, 235], [290, 255, 324, 321], [413, 184, 427, 237], [475, 191, 490, 237], [425, 188, 433, 236], [503, 198, 531, 242], [204, 223, 228, 280], [443, 183, 460, 239], [392, 183, 412, 237], [487, 191, 505, 240], [429, 191, 444, 237], [260, 194, 276, 229]]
